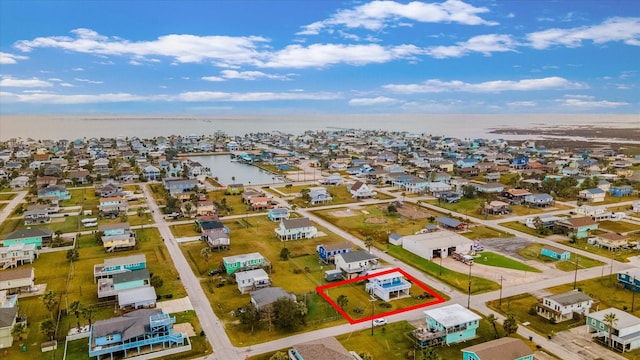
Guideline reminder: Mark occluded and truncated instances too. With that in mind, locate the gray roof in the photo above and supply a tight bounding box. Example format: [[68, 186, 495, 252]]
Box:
[[462, 337, 531, 360], [4, 228, 52, 240], [424, 304, 481, 327], [113, 269, 149, 284], [235, 269, 269, 282], [250, 287, 293, 309], [437, 216, 462, 228], [337, 250, 377, 263], [104, 254, 146, 267], [98, 222, 131, 232], [91, 308, 163, 340], [0, 307, 18, 328], [282, 218, 313, 229], [293, 337, 354, 360], [589, 308, 640, 330], [117, 286, 156, 307], [546, 290, 592, 305]]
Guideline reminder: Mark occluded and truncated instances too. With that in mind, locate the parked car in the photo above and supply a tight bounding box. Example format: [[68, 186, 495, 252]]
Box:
[[373, 318, 387, 326], [208, 269, 223, 276]]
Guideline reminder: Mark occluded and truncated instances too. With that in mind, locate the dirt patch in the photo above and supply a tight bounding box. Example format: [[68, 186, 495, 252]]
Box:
[[51, 217, 65, 223], [330, 209, 359, 218], [174, 322, 196, 337], [364, 217, 387, 224], [396, 206, 431, 220]]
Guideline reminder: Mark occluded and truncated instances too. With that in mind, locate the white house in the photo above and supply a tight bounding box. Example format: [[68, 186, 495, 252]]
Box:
[[365, 268, 411, 301], [537, 290, 592, 322], [348, 181, 375, 199], [274, 218, 317, 241], [401, 230, 473, 261], [335, 251, 378, 280], [235, 269, 271, 294], [579, 188, 606, 203], [587, 308, 640, 353]]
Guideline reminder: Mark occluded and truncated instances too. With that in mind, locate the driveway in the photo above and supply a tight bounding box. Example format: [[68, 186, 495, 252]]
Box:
[[552, 325, 627, 360]]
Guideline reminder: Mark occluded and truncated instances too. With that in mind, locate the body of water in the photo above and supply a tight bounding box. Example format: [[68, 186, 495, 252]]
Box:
[[1, 114, 638, 142], [191, 154, 285, 186]]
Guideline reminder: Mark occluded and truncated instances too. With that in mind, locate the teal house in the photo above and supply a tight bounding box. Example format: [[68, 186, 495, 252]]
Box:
[[93, 254, 147, 283], [541, 245, 570, 261], [462, 337, 533, 360], [555, 216, 598, 239], [37, 185, 71, 200], [113, 269, 150, 291], [222, 252, 266, 274], [418, 304, 481, 347], [1, 228, 52, 248]]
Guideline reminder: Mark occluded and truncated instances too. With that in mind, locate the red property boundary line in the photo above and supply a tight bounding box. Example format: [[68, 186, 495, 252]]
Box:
[[315, 267, 445, 324]]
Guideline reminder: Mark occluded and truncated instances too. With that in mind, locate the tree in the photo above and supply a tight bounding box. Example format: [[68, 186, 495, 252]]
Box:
[[364, 235, 374, 253], [503, 313, 518, 336], [150, 275, 164, 289], [42, 290, 59, 318], [120, 212, 128, 222], [269, 352, 289, 360], [280, 247, 290, 260], [462, 185, 476, 199], [81, 305, 96, 326], [272, 297, 305, 330], [337, 294, 348, 309], [54, 230, 63, 247], [40, 319, 56, 340], [66, 248, 79, 262], [69, 300, 82, 329], [11, 323, 26, 342], [603, 312, 618, 349], [387, 204, 397, 214], [359, 352, 373, 360], [137, 207, 146, 218], [487, 313, 499, 339], [201, 247, 212, 263], [238, 303, 262, 333]]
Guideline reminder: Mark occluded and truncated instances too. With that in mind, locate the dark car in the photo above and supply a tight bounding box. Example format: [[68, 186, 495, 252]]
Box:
[[208, 269, 223, 276]]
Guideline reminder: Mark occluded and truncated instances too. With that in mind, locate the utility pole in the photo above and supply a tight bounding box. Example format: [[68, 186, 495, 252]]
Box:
[[467, 263, 472, 309], [573, 256, 580, 290], [499, 275, 504, 306], [633, 276, 637, 312], [370, 297, 376, 336]]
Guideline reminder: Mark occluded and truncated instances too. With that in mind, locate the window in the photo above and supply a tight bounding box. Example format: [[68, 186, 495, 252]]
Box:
[[106, 335, 114, 341]]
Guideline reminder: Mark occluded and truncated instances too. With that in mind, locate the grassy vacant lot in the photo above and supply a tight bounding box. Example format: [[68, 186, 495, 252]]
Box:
[[599, 194, 640, 205], [206, 190, 250, 216], [517, 243, 604, 271], [0, 192, 16, 201], [499, 221, 544, 238], [148, 183, 167, 205], [250, 316, 527, 360], [180, 214, 361, 345], [59, 188, 100, 210], [387, 245, 499, 294], [426, 197, 484, 218], [598, 220, 640, 234], [0, 203, 6, 211], [560, 239, 636, 263], [463, 225, 512, 240], [2, 227, 187, 359], [170, 223, 201, 237], [475, 252, 540, 272]]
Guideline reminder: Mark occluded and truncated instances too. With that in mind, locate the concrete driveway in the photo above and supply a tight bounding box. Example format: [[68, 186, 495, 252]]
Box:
[[551, 325, 626, 360]]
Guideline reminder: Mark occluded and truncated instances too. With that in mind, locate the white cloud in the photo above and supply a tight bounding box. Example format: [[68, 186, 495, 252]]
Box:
[[0, 92, 160, 104], [72, 67, 84, 71], [201, 76, 225, 82], [557, 96, 630, 108], [426, 34, 516, 58], [219, 70, 292, 80], [60, 83, 75, 87], [349, 96, 401, 106], [74, 78, 103, 84], [177, 91, 340, 102], [297, 0, 497, 35], [261, 43, 423, 68], [384, 76, 587, 93], [507, 101, 537, 107], [0, 52, 28, 64], [527, 17, 640, 49], [0, 77, 53, 88]]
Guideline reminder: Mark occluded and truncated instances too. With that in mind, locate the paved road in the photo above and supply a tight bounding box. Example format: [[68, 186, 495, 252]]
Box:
[[0, 190, 26, 225]]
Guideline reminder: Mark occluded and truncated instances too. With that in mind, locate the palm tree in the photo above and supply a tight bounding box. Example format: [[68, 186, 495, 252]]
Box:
[[604, 312, 618, 349], [81, 305, 96, 327], [69, 300, 82, 329], [40, 319, 56, 341], [42, 291, 59, 318], [337, 294, 348, 309], [503, 313, 518, 336], [487, 313, 499, 338], [201, 247, 212, 263], [364, 235, 374, 254], [66, 248, 79, 262], [11, 323, 26, 342]]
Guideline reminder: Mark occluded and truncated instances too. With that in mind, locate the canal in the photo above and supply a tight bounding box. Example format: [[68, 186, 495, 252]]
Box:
[[190, 154, 285, 186]]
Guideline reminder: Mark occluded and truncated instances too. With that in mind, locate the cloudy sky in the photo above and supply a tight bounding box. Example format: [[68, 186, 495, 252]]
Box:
[[0, 0, 638, 114]]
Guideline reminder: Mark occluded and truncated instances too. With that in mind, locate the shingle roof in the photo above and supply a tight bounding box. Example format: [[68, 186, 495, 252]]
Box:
[[338, 250, 377, 263], [546, 290, 592, 306], [4, 228, 52, 240], [250, 287, 292, 309], [282, 218, 313, 229], [113, 269, 149, 284], [91, 308, 163, 340], [0, 267, 33, 282], [293, 337, 354, 360], [462, 337, 531, 360]]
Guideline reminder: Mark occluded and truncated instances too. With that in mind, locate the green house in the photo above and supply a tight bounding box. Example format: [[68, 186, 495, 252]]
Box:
[[1, 228, 52, 248], [222, 252, 265, 274]]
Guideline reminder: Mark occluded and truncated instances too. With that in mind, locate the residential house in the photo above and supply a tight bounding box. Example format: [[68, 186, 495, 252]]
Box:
[[474, 182, 504, 193], [143, 165, 161, 180], [250, 287, 296, 311], [537, 290, 593, 322], [365, 268, 411, 301], [579, 188, 606, 203], [10, 176, 29, 189], [69, 169, 91, 184], [235, 269, 271, 294], [267, 208, 290, 222], [222, 252, 267, 275], [611, 185, 634, 197], [1, 228, 52, 248], [0, 267, 34, 294], [98, 223, 136, 251], [36, 176, 58, 188], [93, 254, 147, 283], [163, 178, 199, 196], [587, 308, 640, 353], [555, 216, 599, 239], [595, 233, 628, 251], [248, 196, 272, 210], [117, 286, 157, 311], [617, 268, 640, 292], [37, 185, 71, 201], [541, 245, 570, 260], [95, 180, 123, 197], [317, 243, 351, 264], [401, 230, 473, 260], [308, 187, 332, 205], [576, 205, 612, 221], [437, 217, 466, 231], [98, 196, 129, 217], [348, 181, 375, 199], [524, 193, 554, 208], [288, 337, 357, 360], [321, 173, 344, 185], [23, 209, 51, 225], [461, 337, 533, 360], [196, 200, 216, 216], [335, 251, 378, 280], [0, 291, 20, 349], [225, 183, 244, 195], [0, 244, 38, 270], [275, 218, 317, 241], [196, 216, 230, 249], [98, 269, 150, 298], [511, 154, 529, 169], [502, 189, 532, 205], [88, 308, 189, 359], [482, 201, 511, 215], [416, 304, 481, 347], [633, 201, 640, 213]]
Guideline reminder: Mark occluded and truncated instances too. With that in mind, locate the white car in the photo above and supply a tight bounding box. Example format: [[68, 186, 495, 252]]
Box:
[[373, 318, 387, 326]]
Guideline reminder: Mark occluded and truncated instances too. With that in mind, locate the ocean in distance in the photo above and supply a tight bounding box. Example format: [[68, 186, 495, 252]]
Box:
[[0, 113, 638, 142]]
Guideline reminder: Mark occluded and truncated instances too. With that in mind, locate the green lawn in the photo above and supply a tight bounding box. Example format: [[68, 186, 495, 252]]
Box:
[[598, 220, 640, 234], [59, 188, 99, 210], [475, 252, 541, 272], [0, 203, 6, 211], [499, 221, 545, 238], [170, 223, 201, 237], [0, 192, 16, 201], [463, 225, 512, 240], [560, 239, 635, 263], [517, 243, 604, 271], [387, 245, 499, 294]]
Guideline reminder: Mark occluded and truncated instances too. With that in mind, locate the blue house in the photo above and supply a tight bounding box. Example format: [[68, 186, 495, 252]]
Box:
[[99, 222, 131, 237], [37, 185, 71, 201], [541, 245, 570, 260], [618, 269, 640, 292], [417, 304, 481, 347], [89, 309, 189, 359], [1, 228, 52, 248], [93, 254, 147, 283], [512, 154, 529, 169], [268, 208, 290, 222], [611, 185, 634, 197], [456, 158, 478, 168], [317, 243, 351, 264], [462, 337, 533, 360]]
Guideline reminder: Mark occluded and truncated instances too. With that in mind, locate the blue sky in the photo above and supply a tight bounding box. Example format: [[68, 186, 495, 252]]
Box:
[[0, 0, 638, 114]]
